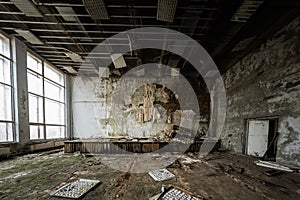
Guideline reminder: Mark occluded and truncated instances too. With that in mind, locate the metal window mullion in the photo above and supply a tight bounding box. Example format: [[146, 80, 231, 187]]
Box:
[[3, 70, 7, 139], [0, 120, 13, 123], [9, 45, 15, 141], [27, 68, 42, 77], [0, 53, 11, 61], [29, 92, 65, 104], [44, 124, 65, 127], [0, 81, 12, 87], [44, 96, 65, 104], [42, 61, 46, 139], [44, 76, 65, 88], [36, 95, 41, 139], [64, 74, 67, 138], [30, 122, 65, 126]]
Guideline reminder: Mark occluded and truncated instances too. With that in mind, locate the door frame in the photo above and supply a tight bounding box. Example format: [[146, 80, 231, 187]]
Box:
[[244, 116, 279, 156]]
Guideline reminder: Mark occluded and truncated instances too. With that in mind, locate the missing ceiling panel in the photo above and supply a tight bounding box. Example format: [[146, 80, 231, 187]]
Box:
[[157, 0, 178, 23], [65, 52, 83, 62], [56, 6, 92, 42], [11, 0, 43, 17], [111, 54, 126, 69], [55, 7, 78, 22], [83, 0, 109, 20], [63, 66, 77, 74], [15, 29, 43, 44]]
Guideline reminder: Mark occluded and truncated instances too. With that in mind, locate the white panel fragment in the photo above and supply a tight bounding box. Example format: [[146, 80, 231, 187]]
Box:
[[15, 29, 43, 44], [51, 179, 101, 198], [111, 54, 126, 69], [148, 169, 175, 181]]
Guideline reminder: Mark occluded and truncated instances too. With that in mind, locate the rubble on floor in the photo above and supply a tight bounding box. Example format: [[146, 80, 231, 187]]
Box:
[[0, 150, 299, 199], [255, 160, 299, 172]]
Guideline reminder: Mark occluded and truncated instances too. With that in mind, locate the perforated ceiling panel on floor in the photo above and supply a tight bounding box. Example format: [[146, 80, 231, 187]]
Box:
[[51, 179, 101, 199]]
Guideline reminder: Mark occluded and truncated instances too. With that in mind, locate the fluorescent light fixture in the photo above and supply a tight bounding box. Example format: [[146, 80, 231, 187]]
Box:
[[111, 54, 126, 69], [15, 29, 43, 44], [11, 0, 43, 17], [157, 0, 178, 23], [83, 0, 109, 20], [65, 52, 83, 62], [63, 66, 77, 74]]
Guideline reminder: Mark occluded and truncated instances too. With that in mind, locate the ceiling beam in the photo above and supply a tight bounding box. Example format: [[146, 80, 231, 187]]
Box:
[[1, 27, 206, 36], [0, 11, 213, 21], [0, 20, 208, 29]]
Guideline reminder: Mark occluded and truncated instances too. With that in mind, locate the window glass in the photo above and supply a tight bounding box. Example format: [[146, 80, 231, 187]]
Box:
[[0, 58, 11, 84], [0, 84, 12, 120], [0, 34, 10, 58], [27, 53, 66, 140], [45, 99, 64, 125], [0, 122, 13, 142], [46, 126, 65, 139], [28, 94, 43, 123], [30, 125, 44, 140], [27, 71, 43, 95], [45, 64, 64, 85], [27, 54, 42, 74], [44, 80, 64, 102]]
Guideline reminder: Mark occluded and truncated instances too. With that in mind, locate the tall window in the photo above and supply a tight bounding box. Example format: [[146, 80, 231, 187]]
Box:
[[27, 53, 65, 140], [0, 34, 13, 142]]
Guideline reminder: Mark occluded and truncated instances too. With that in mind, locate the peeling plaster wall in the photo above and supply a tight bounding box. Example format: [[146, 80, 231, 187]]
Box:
[[72, 73, 211, 139], [221, 17, 300, 166]]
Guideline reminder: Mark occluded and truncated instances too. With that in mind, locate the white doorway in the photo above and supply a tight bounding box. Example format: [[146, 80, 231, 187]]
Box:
[[247, 120, 269, 157], [246, 118, 278, 158]]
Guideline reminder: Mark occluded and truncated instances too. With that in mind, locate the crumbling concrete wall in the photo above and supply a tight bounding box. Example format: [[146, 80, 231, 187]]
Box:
[[221, 17, 300, 166]]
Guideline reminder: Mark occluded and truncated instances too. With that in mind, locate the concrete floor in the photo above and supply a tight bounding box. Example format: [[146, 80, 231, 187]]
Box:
[[0, 150, 299, 200]]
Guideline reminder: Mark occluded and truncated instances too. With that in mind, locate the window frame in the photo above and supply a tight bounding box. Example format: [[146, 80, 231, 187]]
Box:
[[0, 33, 15, 143], [27, 52, 66, 140]]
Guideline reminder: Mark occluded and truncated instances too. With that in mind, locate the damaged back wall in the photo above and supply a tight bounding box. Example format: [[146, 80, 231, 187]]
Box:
[[221, 17, 300, 167], [72, 70, 210, 140]]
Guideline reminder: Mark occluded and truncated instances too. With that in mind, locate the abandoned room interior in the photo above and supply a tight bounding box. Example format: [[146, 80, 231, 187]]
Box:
[[0, 0, 299, 199]]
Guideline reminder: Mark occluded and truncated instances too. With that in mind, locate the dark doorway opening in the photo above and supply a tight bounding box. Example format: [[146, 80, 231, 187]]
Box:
[[264, 119, 278, 161]]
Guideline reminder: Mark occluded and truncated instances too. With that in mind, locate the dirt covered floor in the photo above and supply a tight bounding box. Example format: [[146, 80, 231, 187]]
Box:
[[0, 150, 299, 200]]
